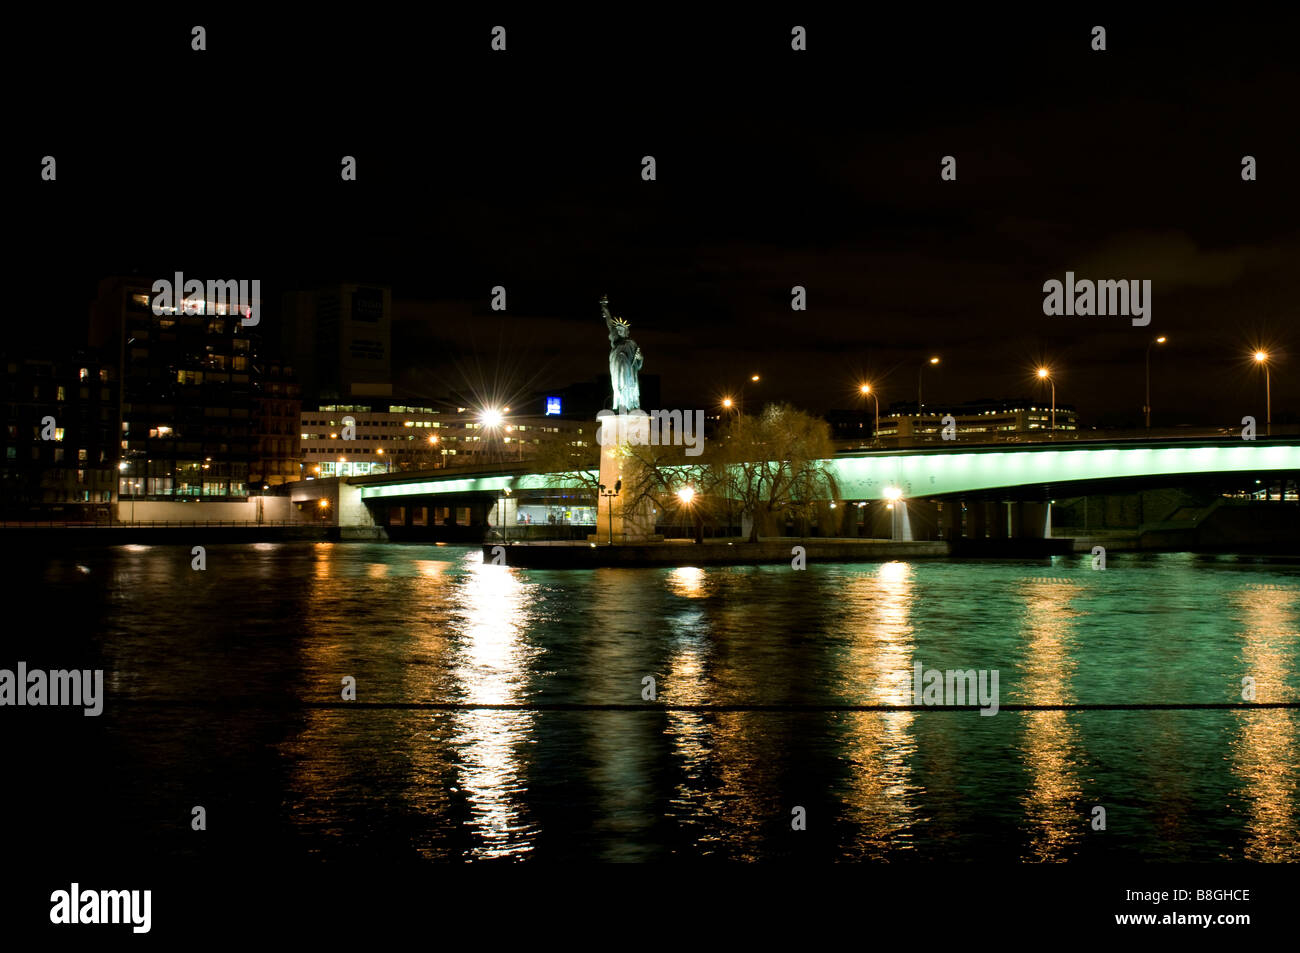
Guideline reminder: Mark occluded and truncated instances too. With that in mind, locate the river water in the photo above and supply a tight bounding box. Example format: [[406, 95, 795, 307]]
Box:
[[9, 542, 1300, 863]]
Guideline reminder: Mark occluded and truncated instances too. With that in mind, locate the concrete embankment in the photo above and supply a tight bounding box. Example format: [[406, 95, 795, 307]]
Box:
[[0, 525, 387, 547], [481, 537, 1075, 568]]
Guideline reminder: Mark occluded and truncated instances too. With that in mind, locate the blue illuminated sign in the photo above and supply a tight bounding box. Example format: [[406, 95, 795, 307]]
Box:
[[545, 397, 561, 416]]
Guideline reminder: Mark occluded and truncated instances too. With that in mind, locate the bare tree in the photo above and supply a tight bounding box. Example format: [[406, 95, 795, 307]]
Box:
[[717, 403, 839, 542], [532, 435, 602, 508]]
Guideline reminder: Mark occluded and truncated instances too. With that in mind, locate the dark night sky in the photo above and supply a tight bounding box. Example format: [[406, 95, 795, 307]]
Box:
[[13, 11, 1300, 426]]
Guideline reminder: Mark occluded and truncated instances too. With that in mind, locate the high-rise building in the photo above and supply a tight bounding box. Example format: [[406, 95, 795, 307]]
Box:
[[251, 360, 302, 489], [0, 349, 119, 519], [89, 276, 260, 500], [282, 284, 392, 403]]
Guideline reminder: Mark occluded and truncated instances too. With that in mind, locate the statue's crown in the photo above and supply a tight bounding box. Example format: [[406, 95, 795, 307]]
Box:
[[611, 316, 630, 328]]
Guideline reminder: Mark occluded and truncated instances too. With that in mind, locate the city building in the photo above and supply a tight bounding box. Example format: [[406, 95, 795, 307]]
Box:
[[89, 276, 262, 502], [829, 398, 1079, 447], [300, 399, 593, 478], [0, 349, 119, 519], [282, 284, 392, 403], [251, 360, 302, 489]]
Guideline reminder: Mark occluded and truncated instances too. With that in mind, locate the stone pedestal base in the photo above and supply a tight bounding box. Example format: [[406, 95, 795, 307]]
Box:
[[595, 411, 658, 543]]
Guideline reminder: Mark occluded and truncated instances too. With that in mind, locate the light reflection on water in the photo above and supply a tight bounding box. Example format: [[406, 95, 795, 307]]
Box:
[[447, 557, 540, 858], [1231, 585, 1299, 861], [1015, 579, 1084, 861], [837, 561, 919, 858], [38, 543, 1300, 861]]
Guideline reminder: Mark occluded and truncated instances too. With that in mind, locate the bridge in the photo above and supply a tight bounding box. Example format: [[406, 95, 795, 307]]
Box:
[[308, 435, 1300, 544]]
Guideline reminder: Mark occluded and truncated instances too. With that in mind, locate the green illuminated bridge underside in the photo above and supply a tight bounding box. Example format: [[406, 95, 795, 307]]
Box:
[[356, 440, 1300, 502]]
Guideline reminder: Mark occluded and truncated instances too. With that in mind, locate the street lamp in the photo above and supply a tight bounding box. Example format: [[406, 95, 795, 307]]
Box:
[[1144, 335, 1167, 429], [500, 486, 512, 543], [738, 374, 761, 415], [859, 383, 879, 441], [1037, 367, 1056, 432], [599, 479, 622, 545], [883, 485, 904, 539], [676, 485, 702, 543], [1255, 351, 1271, 436], [918, 356, 940, 414]]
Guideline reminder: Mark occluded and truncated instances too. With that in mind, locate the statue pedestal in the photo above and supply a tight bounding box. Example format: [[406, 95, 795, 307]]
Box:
[[590, 411, 661, 544]]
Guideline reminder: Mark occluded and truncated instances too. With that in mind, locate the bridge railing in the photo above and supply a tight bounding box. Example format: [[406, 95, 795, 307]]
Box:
[[836, 424, 1300, 452]]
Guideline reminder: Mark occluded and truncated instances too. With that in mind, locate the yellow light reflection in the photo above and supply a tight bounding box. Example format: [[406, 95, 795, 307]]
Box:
[[1016, 578, 1084, 861], [667, 566, 707, 598], [448, 554, 541, 858], [1231, 585, 1299, 860], [835, 561, 921, 856]]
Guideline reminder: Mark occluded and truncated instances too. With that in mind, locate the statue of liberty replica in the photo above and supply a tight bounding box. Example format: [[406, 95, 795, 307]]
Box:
[[601, 295, 643, 413], [592, 295, 657, 543]]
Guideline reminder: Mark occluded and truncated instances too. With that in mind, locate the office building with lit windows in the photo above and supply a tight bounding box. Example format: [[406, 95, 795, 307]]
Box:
[[89, 276, 261, 501], [0, 349, 119, 519], [300, 401, 592, 478], [829, 398, 1079, 447]]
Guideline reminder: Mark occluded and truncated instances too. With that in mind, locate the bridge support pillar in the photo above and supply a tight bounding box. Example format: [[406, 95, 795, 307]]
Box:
[[867, 502, 893, 539], [966, 501, 987, 539], [939, 501, 962, 541], [990, 502, 1009, 539], [837, 502, 856, 537], [908, 500, 939, 541], [1015, 501, 1050, 538]]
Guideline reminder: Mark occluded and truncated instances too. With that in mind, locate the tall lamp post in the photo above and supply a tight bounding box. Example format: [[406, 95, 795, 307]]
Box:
[[677, 485, 701, 543], [917, 356, 940, 413], [1255, 351, 1272, 436], [739, 374, 761, 415], [599, 478, 621, 545], [859, 383, 879, 442], [1037, 367, 1056, 432], [500, 486, 512, 543], [1144, 335, 1167, 429]]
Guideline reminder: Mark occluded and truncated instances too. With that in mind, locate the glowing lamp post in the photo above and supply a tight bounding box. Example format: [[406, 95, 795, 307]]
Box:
[[883, 485, 904, 540], [859, 383, 879, 441], [1037, 367, 1056, 432], [677, 485, 702, 543], [1144, 335, 1167, 429], [918, 356, 940, 413], [599, 478, 622, 545], [1255, 351, 1271, 436]]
